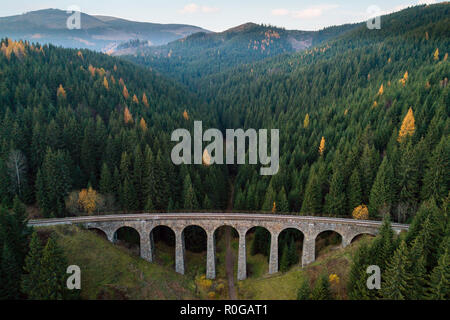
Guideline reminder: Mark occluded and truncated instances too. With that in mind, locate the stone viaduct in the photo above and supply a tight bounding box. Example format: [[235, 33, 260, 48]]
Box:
[[29, 213, 408, 281]]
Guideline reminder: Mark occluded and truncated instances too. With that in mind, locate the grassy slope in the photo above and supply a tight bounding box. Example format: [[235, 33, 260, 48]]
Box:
[[45, 225, 197, 300], [237, 237, 372, 300], [38, 225, 369, 300]]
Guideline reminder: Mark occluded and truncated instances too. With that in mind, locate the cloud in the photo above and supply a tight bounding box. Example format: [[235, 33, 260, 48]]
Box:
[[271, 5, 339, 19], [417, 0, 436, 4], [272, 8, 289, 16], [179, 3, 219, 14], [292, 4, 339, 19]]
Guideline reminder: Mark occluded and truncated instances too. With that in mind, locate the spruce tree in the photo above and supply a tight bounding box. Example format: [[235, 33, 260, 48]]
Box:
[[21, 232, 43, 299], [154, 149, 169, 210], [0, 243, 21, 299], [277, 187, 289, 213], [132, 145, 144, 209], [427, 247, 449, 300], [301, 166, 322, 214], [38, 236, 68, 300], [99, 163, 112, 195], [421, 136, 449, 203], [325, 166, 346, 216], [297, 277, 311, 300], [262, 183, 276, 212], [142, 145, 156, 211], [369, 157, 394, 218], [183, 175, 198, 210], [381, 240, 412, 300], [406, 238, 428, 299], [396, 140, 420, 222], [359, 144, 379, 203], [203, 195, 212, 210], [348, 168, 362, 214], [311, 273, 332, 300], [347, 240, 374, 300]]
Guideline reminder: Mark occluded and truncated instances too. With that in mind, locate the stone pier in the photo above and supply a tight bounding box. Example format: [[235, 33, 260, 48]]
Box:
[[206, 232, 216, 279], [301, 237, 316, 267], [175, 229, 186, 275], [269, 231, 279, 274], [237, 231, 247, 281]]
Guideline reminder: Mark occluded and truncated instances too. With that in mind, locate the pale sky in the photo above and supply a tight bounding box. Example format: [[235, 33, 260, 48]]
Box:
[[0, 0, 443, 32]]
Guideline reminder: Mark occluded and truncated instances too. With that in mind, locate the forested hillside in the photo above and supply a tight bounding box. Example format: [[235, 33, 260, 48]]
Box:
[[122, 22, 359, 86], [0, 39, 228, 217], [196, 3, 449, 223], [0, 4, 448, 223]]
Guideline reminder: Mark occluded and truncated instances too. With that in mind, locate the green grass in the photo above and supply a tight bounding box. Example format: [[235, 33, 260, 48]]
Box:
[[237, 236, 374, 300], [43, 225, 197, 300]]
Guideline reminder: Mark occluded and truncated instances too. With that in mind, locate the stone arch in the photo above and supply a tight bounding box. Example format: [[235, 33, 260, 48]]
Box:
[[182, 225, 208, 274], [349, 232, 376, 244], [113, 226, 141, 256], [314, 229, 343, 260], [278, 227, 305, 271], [150, 225, 176, 267], [213, 225, 239, 278], [87, 227, 108, 239], [245, 226, 271, 277]]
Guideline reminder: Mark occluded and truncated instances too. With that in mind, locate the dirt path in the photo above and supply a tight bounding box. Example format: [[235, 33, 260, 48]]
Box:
[[225, 175, 238, 300]]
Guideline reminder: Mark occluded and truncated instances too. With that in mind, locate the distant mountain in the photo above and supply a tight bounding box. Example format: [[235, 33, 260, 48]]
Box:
[[0, 9, 209, 52], [120, 22, 360, 84]]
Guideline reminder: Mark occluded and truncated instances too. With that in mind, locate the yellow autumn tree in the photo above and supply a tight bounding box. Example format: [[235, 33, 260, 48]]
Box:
[[114, 64, 118, 72], [378, 84, 384, 95], [78, 187, 101, 215], [124, 106, 133, 124], [123, 85, 129, 100], [57, 84, 66, 98], [132, 94, 139, 104], [303, 113, 310, 128], [434, 48, 439, 61], [183, 110, 189, 120], [119, 78, 125, 87], [77, 50, 83, 59], [319, 136, 325, 156], [399, 71, 408, 86], [444, 53, 448, 62], [352, 205, 369, 220], [398, 107, 415, 142], [103, 77, 109, 90], [0, 39, 26, 60], [329, 274, 340, 284], [272, 202, 276, 213], [425, 31, 429, 40], [88, 65, 96, 77], [142, 92, 149, 107], [139, 117, 147, 131]]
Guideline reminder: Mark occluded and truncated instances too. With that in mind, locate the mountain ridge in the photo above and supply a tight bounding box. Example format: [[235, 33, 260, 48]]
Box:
[[0, 8, 209, 51]]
